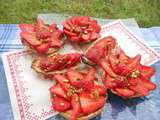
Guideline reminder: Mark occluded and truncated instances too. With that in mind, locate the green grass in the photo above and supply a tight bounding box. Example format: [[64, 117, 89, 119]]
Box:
[[0, 0, 160, 27]]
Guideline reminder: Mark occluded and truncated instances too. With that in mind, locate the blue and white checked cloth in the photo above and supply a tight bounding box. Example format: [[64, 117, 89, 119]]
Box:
[[0, 16, 160, 120], [0, 24, 23, 53]]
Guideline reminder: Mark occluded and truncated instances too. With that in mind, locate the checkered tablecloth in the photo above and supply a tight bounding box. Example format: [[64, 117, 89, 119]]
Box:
[[0, 15, 160, 120]]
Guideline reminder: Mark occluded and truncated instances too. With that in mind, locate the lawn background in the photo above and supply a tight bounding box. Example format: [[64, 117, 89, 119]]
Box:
[[0, 0, 160, 27]]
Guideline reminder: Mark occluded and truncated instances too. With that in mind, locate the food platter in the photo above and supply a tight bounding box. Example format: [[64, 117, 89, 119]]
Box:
[[3, 20, 159, 120]]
